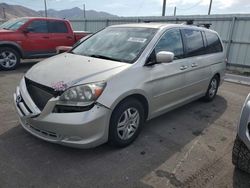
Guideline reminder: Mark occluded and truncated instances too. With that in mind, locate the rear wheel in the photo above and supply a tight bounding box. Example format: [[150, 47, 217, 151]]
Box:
[[203, 75, 219, 102], [109, 98, 145, 147], [232, 136, 250, 174], [0, 47, 20, 70]]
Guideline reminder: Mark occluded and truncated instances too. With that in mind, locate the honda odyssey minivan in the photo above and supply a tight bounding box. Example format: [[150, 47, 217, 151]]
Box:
[[14, 23, 226, 148]]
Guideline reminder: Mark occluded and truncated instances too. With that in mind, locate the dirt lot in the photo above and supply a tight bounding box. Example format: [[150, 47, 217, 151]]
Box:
[[0, 62, 250, 188]]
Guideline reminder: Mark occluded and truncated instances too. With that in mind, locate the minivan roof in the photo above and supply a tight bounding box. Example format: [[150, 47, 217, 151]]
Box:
[[110, 22, 215, 32]]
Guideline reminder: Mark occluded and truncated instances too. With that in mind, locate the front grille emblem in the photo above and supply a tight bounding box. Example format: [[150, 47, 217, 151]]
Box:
[[16, 95, 22, 104], [51, 81, 68, 91]]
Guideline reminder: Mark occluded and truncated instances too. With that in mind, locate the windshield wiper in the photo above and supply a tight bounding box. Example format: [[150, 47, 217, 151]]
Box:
[[89, 54, 120, 62], [2, 27, 10, 30]]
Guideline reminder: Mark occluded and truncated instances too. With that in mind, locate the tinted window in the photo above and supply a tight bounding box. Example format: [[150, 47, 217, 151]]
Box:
[[28, 20, 48, 33], [182, 29, 205, 57], [48, 21, 68, 33], [155, 29, 184, 59], [204, 31, 223, 53]]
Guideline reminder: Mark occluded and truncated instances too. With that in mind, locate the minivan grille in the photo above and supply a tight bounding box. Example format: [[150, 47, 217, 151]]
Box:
[[25, 78, 58, 111]]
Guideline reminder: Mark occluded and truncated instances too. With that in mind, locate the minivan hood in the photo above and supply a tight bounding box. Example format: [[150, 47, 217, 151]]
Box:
[[25, 53, 131, 88]]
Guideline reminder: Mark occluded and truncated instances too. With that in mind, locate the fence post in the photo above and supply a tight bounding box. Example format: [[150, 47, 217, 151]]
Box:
[[106, 19, 109, 27], [226, 16, 236, 61]]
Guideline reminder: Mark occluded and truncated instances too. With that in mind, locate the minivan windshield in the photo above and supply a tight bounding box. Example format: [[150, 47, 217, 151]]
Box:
[[0, 18, 29, 31], [72, 27, 157, 63]]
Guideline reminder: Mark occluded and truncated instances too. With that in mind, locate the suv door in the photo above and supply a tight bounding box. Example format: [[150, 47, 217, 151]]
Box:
[[181, 29, 211, 98], [148, 29, 188, 117], [48, 20, 75, 50], [22, 20, 53, 57]]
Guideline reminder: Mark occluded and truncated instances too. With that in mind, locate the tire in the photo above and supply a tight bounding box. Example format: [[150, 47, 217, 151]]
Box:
[[109, 98, 145, 147], [203, 75, 219, 102], [232, 136, 250, 174], [0, 47, 20, 71]]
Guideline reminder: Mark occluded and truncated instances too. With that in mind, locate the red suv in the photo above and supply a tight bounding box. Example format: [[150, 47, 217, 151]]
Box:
[[0, 17, 88, 70]]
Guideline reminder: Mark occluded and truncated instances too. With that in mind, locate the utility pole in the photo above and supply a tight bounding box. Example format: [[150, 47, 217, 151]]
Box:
[[44, 0, 48, 17], [83, 4, 86, 19], [162, 0, 166, 16], [208, 0, 212, 15], [174, 6, 176, 16], [3, 7, 6, 20]]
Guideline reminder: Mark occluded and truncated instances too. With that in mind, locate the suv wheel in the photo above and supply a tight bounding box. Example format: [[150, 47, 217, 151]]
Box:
[[109, 98, 145, 147], [203, 75, 219, 102], [232, 136, 250, 173], [0, 47, 20, 70]]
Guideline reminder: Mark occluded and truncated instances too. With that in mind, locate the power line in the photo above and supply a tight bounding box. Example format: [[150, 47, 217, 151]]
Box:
[[44, 0, 47, 17], [3, 7, 6, 20], [208, 0, 213, 15], [162, 0, 166, 16], [83, 4, 86, 19]]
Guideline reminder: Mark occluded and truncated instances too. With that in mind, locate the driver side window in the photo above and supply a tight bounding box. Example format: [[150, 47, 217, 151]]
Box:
[[155, 29, 184, 59], [28, 20, 48, 33]]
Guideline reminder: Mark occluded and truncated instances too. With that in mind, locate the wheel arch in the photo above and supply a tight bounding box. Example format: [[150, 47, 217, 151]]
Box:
[[0, 41, 23, 58], [111, 93, 149, 121]]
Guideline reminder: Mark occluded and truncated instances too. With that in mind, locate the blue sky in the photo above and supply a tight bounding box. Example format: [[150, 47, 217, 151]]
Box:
[[2, 0, 250, 16]]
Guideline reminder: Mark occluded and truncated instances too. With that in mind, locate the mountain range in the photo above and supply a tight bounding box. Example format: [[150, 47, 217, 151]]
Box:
[[0, 3, 117, 20]]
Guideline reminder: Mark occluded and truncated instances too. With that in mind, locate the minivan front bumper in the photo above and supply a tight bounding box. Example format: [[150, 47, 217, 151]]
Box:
[[14, 78, 111, 148]]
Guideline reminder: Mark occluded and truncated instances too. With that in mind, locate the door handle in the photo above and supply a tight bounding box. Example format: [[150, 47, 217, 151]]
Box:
[[42, 36, 49, 39], [66, 36, 73, 39], [180, 65, 188, 70], [191, 63, 198, 67]]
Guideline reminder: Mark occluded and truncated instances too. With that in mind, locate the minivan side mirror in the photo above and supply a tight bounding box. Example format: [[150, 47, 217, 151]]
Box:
[[156, 51, 174, 63]]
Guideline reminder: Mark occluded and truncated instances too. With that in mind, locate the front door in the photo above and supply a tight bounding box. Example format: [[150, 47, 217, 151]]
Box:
[[149, 29, 188, 118], [22, 20, 54, 57]]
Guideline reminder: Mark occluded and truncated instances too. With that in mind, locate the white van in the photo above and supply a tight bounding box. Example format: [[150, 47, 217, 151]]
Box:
[[14, 23, 226, 148]]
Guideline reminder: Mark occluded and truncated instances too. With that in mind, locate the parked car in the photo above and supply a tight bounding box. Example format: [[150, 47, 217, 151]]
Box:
[[14, 23, 226, 148], [0, 17, 89, 70], [232, 93, 250, 173]]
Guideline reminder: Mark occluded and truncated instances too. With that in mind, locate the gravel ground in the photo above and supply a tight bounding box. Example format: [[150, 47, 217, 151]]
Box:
[[0, 62, 250, 188]]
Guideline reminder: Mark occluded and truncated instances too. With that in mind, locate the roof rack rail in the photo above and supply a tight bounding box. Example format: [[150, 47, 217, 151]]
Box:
[[185, 20, 194, 25], [196, 23, 212, 29], [182, 20, 212, 29]]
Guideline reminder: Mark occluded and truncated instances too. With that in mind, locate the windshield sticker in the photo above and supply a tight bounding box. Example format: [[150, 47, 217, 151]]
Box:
[[128, 37, 147, 43]]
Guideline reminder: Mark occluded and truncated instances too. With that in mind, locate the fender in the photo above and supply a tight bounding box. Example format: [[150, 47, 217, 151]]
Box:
[[0, 41, 24, 57]]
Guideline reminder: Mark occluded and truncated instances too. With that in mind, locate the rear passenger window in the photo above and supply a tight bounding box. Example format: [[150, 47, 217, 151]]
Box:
[[204, 31, 223, 53], [182, 29, 205, 57], [48, 21, 68, 33], [155, 29, 184, 59]]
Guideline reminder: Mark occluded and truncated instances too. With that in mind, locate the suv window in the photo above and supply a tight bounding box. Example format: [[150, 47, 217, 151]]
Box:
[[48, 21, 68, 33], [204, 31, 223, 53], [182, 29, 205, 57], [28, 20, 48, 33], [155, 29, 184, 59]]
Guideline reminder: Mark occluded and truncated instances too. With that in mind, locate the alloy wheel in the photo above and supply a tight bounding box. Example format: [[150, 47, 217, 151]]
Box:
[[117, 107, 140, 140], [0, 51, 17, 69]]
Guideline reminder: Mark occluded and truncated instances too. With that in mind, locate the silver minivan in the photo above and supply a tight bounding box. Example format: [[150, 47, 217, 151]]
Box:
[[14, 23, 226, 148]]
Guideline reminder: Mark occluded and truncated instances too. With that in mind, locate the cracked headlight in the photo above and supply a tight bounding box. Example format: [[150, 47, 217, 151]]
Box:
[[57, 82, 106, 107]]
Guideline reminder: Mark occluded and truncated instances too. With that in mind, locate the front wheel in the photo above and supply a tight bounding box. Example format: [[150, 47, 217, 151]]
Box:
[[0, 47, 20, 71], [108, 98, 145, 147], [203, 75, 219, 102]]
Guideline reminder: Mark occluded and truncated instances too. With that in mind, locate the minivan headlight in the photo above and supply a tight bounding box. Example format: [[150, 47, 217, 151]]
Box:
[[57, 82, 106, 107]]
